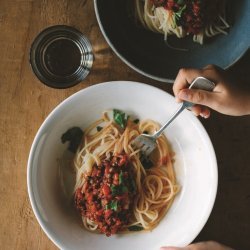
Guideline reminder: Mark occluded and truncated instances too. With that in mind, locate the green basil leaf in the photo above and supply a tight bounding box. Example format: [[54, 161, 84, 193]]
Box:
[[119, 172, 124, 185], [130, 179, 137, 193], [61, 127, 84, 153], [96, 126, 103, 132], [111, 184, 128, 195], [113, 109, 128, 129], [142, 158, 154, 169], [133, 119, 140, 124], [111, 185, 119, 195], [111, 200, 118, 211], [105, 201, 118, 211], [121, 185, 128, 193], [176, 0, 184, 5], [106, 200, 118, 211], [128, 225, 144, 231]]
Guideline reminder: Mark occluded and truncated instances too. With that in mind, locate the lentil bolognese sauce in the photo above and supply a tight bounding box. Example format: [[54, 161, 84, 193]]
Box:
[[135, 0, 229, 45], [75, 154, 136, 236], [72, 110, 179, 236]]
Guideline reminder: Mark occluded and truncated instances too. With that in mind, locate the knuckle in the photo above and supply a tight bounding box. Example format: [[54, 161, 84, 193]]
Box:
[[204, 64, 222, 75], [205, 64, 216, 70], [178, 67, 198, 80], [187, 91, 193, 101], [193, 91, 204, 103], [196, 69, 203, 76], [178, 68, 188, 76]]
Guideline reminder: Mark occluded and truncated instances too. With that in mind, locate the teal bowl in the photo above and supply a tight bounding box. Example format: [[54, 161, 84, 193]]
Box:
[[94, 0, 250, 83]]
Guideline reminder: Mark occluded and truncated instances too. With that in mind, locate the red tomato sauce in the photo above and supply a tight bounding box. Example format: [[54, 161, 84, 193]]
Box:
[[75, 154, 136, 236], [151, 0, 208, 35]]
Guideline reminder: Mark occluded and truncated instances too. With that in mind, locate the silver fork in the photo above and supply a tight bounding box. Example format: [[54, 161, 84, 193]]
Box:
[[132, 77, 215, 158]]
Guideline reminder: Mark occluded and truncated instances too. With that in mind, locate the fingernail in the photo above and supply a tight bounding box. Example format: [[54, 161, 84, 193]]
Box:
[[201, 112, 210, 119], [178, 90, 189, 100]]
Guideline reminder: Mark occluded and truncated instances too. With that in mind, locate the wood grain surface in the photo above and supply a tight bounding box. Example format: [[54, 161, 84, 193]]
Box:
[[0, 0, 249, 249]]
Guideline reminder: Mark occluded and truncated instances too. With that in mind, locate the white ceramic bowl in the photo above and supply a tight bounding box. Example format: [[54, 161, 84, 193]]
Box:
[[27, 81, 217, 250]]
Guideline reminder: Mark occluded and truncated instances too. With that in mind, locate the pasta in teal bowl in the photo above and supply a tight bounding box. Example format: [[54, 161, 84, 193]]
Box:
[[94, 0, 250, 83]]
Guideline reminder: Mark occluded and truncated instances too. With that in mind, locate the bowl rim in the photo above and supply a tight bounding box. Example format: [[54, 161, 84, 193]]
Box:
[[27, 81, 218, 249], [93, 0, 250, 83]]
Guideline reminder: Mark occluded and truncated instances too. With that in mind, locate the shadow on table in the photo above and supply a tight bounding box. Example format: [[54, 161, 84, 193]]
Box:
[[227, 49, 250, 85], [194, 49, 250, 250]]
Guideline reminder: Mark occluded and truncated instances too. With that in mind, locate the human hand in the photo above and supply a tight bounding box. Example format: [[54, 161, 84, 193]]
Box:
[[173, 65, 250, 118], [160, 241, 234, 250]]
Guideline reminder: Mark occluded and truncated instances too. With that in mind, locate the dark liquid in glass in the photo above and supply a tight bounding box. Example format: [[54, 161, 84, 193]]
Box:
[[44, 39, 81, 76]]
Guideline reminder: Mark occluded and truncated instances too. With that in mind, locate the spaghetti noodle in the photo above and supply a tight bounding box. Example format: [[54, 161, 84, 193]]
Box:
[[135, 0, 229, 45], [74, 110, 179, 236]]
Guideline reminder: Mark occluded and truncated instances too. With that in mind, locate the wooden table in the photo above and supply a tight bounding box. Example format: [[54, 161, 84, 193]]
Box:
[[0, 1, 249, 249]]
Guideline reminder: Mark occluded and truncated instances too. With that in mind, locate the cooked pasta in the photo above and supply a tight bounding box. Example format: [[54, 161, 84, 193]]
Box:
[[73, 110, 179, 236], [135, 0, 229, 45]]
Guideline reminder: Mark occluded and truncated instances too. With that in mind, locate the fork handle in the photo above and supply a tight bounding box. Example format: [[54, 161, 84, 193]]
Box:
[[152, 77, 215, 139], [152, 103, 186, 139]]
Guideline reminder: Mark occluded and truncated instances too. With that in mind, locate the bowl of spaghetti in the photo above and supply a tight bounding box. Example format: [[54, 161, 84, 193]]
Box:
[[27, 81, 217, 250], [94, 0, 250, 82]]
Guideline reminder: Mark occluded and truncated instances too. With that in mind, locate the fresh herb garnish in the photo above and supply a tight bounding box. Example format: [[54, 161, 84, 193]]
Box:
[[111, 184, 128, 195], [119, 172, 124, 185], [176, 0, 184, 5], [173, 4, 186, 28], [96, 126, 103, 132], [175, 4, 186, 20], [61, 127, 83, 153], [142, 158, 154, 169], [130, 179, 137, 193], [111, 185, 119, 195], [133, 119, 140, 124], [128, 225, 144, 231], [105, 200, 118, 211], [113, 109, 129, 129], [121, 185, 128, 193]]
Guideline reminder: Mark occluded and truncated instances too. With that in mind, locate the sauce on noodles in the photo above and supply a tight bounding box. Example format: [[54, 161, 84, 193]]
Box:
[[75, 154, 136, 236], [70, 110, 179, 236], [135, 0, 229, 45]]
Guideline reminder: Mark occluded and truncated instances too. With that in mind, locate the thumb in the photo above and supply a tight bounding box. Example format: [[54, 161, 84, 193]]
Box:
[[177, 89, 215, 107]]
